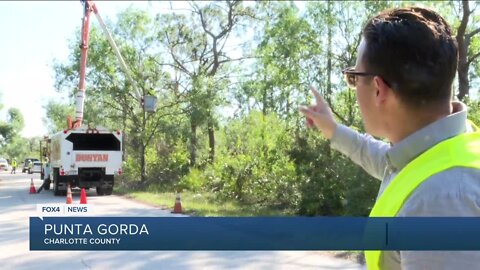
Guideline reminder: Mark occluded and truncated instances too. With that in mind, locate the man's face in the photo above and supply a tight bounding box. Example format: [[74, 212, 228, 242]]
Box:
[[354, 39, 382, 136]]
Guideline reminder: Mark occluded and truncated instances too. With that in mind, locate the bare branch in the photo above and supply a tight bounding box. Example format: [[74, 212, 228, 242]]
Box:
[[170, 48, 192, 76], [470, 1, 478, 14], [218, 30, 231, 54], [457, 0, 470, 40], [144, 103, 186, 147], [468, 51, 480, 65], [198, 6, 216, 39], [102, 99, 126, 115], [467, 27, 480, 39], [165, 32, 192, 76], [330, 105, 348, 125], [217, 56, 256, 65]]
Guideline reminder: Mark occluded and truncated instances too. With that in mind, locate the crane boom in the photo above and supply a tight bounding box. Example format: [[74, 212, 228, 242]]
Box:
[[72, 0, 143, 129]]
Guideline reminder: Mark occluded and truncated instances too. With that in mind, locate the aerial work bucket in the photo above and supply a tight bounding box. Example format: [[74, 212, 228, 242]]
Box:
[[143, 95, 158, 112]]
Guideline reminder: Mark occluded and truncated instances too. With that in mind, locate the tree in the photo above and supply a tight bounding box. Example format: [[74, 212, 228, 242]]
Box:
[[3, 136, 30, 161], [456, 0, 480, 101], [0, 107, 25, 147], [156, 0, 255, 165], [0, 105, 32, 161], [252, 2, 316, 120], [43, 99, 75, 133]]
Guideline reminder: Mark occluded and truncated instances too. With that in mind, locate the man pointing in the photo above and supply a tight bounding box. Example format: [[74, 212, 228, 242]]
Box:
[[300, 6, 480, 270]]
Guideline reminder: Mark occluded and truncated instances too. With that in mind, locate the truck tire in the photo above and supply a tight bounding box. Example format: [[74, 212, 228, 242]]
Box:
[[53, 169, 65, 196], [43, 179, 51, 190], [53, 181, 61, 196], [104, 187, 113, 195], [104, 175, 114, 195], [96, 175, 114, 196], [96, 187, 105, 196]]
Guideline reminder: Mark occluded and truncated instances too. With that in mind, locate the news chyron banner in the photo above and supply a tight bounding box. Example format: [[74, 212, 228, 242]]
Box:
[[30, 217, 480, 250]]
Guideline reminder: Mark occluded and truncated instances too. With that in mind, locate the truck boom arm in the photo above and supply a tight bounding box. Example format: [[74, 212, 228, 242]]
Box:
[[72, 0, 143, 129]]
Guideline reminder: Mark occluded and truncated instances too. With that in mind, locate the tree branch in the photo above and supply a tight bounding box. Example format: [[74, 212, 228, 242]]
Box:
[[457, 0, 470, 39], [165, 32, 192, 76], [330, 106, 348, 125], [467, 27, 480, 39], [468, 51, 480, 65]]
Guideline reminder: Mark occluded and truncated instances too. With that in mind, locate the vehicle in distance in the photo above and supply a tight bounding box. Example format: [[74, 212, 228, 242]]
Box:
[[0, 158, 8, 171], [23, 158, 39, 173], [30, 161, 42, 174]]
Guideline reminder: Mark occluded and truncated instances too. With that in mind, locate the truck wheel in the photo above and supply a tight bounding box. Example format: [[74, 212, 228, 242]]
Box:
[[54, 180, 61, 196], [43, 179, 51, 191], [104, 187, 113, 195], [103, 175, 114, 196], [53, 169, 65, 196], [96, 187, 105, 196]]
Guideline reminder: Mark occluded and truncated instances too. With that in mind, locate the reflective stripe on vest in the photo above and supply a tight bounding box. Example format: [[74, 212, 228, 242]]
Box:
[[365, 131, 480, 270]]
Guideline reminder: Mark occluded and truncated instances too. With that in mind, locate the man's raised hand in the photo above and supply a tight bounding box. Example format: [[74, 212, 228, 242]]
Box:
[[299, 86, 337, 139]]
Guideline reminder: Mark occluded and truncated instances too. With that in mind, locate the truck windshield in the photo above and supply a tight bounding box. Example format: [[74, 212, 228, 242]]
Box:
[[66, 133, 121, 151]]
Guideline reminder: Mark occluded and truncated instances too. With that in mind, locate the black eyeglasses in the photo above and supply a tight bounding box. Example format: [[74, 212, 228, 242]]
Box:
[[342, 67, 377, 88]]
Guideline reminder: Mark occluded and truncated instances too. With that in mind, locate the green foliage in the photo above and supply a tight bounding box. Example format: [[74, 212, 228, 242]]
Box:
[[2, 136, 30, 161], [215, 112, 297, 205], [122, 155, 141, 183], [239, 3, 316, 120], [146, 137, 190, 187], [179, 168, 205, 192], [6, 108, 24, 133], [289, 131, 378, 216], [465, 98, 480, 126], [0, 107, 25, 146], [180, 111, 298, 207], [42, 99, 75, 133], [0, 98, 33, 160]]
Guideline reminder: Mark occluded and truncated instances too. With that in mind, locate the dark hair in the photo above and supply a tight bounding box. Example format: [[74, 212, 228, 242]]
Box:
[[362, 7, 458, 107]]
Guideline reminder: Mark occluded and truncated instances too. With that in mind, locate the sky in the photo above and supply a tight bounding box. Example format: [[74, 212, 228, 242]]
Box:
[[0, 1, 170, 138]]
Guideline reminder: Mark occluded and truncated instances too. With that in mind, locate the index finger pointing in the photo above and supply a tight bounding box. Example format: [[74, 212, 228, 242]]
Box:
[[310, 85, 326, 105]]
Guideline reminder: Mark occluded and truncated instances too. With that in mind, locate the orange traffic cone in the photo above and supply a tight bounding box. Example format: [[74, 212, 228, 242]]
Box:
[[29, 178, 36, 194], [66, 184, 73, 204], [171, 192, 183, 214], [80, 188, 87, 204]]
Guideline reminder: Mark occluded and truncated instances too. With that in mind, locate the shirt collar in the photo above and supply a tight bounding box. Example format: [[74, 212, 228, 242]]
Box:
[[386, 101, 468, 171]]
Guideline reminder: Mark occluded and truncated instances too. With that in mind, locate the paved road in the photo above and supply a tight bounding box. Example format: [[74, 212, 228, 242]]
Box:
[[0, 172, 365, 270]]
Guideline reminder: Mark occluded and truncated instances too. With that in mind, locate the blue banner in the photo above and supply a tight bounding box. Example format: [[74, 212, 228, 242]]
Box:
[[29, 217, 480, 250]]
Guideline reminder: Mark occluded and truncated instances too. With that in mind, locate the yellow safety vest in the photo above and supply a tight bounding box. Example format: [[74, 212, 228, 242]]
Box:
[[365, 131, 480, 270]]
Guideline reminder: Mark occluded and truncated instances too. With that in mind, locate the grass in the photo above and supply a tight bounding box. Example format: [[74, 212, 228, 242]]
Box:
[[114, 187, 294, 217]]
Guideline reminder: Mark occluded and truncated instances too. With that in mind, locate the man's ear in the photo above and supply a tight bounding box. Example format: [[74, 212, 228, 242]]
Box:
[[373, 76, 391, 107]]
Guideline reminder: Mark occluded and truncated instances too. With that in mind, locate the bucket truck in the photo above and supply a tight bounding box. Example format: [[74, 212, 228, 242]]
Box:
[[42, 0, 156, 196]]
